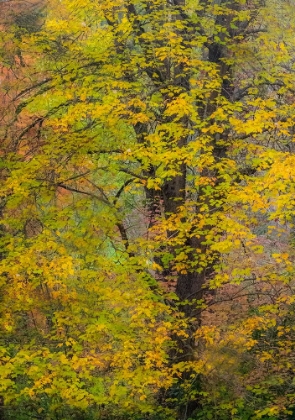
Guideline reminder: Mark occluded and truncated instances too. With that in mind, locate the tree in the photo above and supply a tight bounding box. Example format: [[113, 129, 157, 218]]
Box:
[[2, 0, 295, 419]]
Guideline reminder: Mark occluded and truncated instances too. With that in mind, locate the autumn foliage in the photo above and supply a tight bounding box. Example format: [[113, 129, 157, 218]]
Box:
[[1, 0, 295, 419]]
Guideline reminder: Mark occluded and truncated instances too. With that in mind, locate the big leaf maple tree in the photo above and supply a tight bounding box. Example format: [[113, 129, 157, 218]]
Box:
[[2, 0, 295, 419]]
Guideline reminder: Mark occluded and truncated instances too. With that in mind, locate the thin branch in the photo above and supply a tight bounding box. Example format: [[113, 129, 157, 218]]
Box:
[[116, 222, 134, 257], [57, 182, 133, 255], [58, 170, 92, 183], [84, 179, 111, 204], [114, 178, 134, 205], [119, 168, 147, 181], [13, 77, 53, 101], [57, 183, 110, 206]]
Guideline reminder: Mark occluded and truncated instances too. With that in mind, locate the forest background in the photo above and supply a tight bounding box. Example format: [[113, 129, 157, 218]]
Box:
[[1, 0, 295, 419]]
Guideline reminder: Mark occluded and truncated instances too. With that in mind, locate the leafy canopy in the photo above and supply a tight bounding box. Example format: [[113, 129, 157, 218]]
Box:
[[1, 0, 295, 419]]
